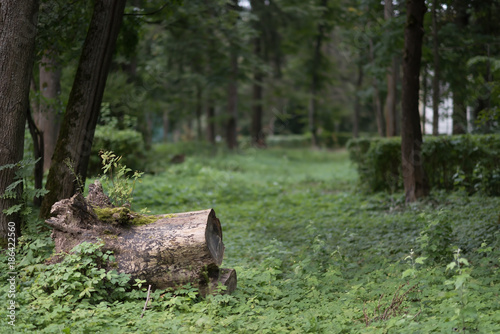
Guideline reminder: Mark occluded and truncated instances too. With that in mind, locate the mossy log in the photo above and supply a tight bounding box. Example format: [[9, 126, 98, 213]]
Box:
[[45, 182, 236, 295]]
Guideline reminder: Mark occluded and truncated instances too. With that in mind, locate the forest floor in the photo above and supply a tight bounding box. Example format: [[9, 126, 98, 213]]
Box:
[[1, 145, 499, 333]]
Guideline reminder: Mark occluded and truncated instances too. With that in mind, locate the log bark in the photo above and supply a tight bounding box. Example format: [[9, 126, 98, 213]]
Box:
[[45, 182, 235, 295]]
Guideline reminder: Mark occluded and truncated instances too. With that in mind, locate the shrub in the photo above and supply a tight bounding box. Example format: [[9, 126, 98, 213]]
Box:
[[347, 134, 500, 195], [88, 124, 145, 176]]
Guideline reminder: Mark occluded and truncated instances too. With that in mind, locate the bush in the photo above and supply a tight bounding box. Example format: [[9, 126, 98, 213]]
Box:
[[347, 134, 500, 195], [88, 124, 145, 176]]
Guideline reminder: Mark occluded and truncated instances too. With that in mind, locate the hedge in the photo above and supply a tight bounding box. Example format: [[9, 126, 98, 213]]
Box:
[[347, 134, 500, 195]]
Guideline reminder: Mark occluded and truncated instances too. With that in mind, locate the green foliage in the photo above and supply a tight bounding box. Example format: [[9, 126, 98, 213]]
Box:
[[4, 146, 500, 333], [347, 134, 500, 195], [99, 151, 143, 207], [30, 241, 131, 305], [0, 158, 48, 217]]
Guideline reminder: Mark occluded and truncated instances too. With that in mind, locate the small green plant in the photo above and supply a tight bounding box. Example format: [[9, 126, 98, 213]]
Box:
[[402, 249, 426, 279], [99, 150, 144, 206], [63, 157, 85, 193], [445, 248, 476, 333], [417, 211, 453, 263]]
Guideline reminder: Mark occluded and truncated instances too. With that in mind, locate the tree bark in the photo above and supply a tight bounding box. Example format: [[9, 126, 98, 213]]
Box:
[[206, 103, 216, 144], [369, 39, 385, 137], [36, 54, 62, 172], [40, 0, 126, 219], [251, 37, 265, 147], [196, 86, 203, 141], [0, 0, 39, 247], [384, 0, 397, 137], [401, 0, 429, 203], [309, 2, 326, 149], [45, 182, 236, 295], [421, 65, 428, 135], [226, 49, 239, 150], [431, 0, 440, 136], [353, 61, 364, 138], [162, 111, 170, 142]]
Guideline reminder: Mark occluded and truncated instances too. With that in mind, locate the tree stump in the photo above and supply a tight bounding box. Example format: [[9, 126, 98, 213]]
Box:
[[45, 181, 236, 295]]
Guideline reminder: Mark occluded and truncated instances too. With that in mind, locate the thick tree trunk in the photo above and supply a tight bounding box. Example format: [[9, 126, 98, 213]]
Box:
[[226, 50, 238, 150], [251, 37, 265, 147], [45, 182, 236, 295], [40, 0, 126, 219], [401, 0, 429, 203], [384, 0, 397, 137], [431, 0, 440, 136], [0, 0, 39, 247], [36, 54, 62, 172]]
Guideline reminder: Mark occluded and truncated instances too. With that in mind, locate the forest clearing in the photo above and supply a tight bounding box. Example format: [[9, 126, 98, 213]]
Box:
[[1, 146, 499, 333]]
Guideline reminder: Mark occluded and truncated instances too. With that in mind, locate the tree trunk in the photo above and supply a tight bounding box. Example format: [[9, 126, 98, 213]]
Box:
[[431, 0, 440, 136], [384, 0, 397, 137], [452, 92, 467, 134], [226, 50, 238, 150], [369, 39, 385, 137], [40, 0, 126, 219], [353, 61, 364, 138], [401, 0, 429, 203], [162, 111, 169, 142], [196, 86, 203, 141], [0, 0, 39, 247], [309, 5, 326, 149], [251, 37, 265, 147], [26, 106, 44, 207], [37, 54, 62, 172], [45, 182, 236, 295], [206, 104, 216, 144], [422, 65, 428, 135], [450, 0, 469, 134]]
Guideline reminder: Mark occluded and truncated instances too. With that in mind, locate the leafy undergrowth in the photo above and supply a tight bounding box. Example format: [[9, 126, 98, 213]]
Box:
[[1, 146, 499, 333]]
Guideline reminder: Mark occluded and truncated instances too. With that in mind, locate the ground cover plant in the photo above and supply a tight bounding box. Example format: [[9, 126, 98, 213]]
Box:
[[1, 145, 499, 333]]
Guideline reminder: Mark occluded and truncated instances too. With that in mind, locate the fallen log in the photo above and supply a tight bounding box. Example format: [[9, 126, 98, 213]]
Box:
[[45, 181, 236, 295]]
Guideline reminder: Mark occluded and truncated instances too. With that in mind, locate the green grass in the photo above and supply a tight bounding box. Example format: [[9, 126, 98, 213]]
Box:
[[1, 146, 499, 333]]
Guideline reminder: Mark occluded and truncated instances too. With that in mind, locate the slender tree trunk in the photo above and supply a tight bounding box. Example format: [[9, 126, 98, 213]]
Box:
[[353, 61, 364, 138], [384, 0, 397, 137], [452, 92, 467, 134], [251, 37, 265, 147], [451, 0, 469, 134], [310, 6, 326, 149], [422, 66, 428, 135], [226, 50, 238, 150], [26, 107, 44, 206], [206, 103, 216, 144], [196, 86, 203, 141], [431, 0, 440, 136], [40, 0, 126, 219], [0, 0, 39, 247], [162, 111, 169, 142], [401, 0, 429, 203], [369, 39, 385, 136], [36, 54, 62, 171]]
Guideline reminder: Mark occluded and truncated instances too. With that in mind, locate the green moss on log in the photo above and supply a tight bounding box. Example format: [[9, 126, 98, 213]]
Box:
[[92, 206, 157, 226]]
